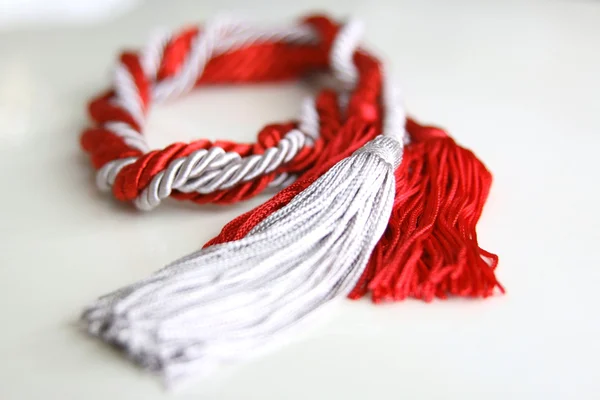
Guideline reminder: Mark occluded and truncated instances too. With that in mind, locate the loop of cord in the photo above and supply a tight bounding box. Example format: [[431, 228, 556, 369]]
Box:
[[80, 15, 386, 210]]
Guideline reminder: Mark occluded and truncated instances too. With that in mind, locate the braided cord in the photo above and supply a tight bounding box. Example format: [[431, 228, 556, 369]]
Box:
[[81, 16, 392, 209]]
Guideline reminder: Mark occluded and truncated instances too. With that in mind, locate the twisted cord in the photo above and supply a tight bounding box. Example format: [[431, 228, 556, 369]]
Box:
[[153, 21, 319, 102], [93, 22, 324, 209], [133, 130, 307, 210], [330, 19, 364, 89], [83, 15, 367, 210]]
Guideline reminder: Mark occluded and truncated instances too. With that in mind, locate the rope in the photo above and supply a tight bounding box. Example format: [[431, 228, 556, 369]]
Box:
[[79, 13, 502, 388], [81, 15, 372, 209]]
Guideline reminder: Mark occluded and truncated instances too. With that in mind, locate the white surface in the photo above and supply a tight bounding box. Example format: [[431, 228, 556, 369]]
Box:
[[1, 0, 599, 399], [0, 0, 142, 29]]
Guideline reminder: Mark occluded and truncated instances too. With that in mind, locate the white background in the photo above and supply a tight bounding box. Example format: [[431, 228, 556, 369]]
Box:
[[1, 0, 599, 399]]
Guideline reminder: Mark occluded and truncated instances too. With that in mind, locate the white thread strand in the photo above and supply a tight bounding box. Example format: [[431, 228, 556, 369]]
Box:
[[113, 65, 146, 128], [330, 19, 364, 89], [214, 25, 318, 54], [268, 172, 295, 188], [382, 72, 407, 144], [140, 29, 171, 79], [299, 97, 320, 141], [104, 122, 150, 153]]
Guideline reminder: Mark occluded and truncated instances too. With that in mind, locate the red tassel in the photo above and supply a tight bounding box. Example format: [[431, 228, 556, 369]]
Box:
[[348, 119, 504, 302]]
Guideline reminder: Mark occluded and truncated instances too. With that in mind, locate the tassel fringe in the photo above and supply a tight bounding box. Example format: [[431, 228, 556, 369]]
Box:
[[349, 120, 503, 302], [82, 136, 402, 385]]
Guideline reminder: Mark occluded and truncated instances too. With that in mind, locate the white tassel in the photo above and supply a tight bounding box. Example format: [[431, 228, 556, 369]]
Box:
[[82, 134, 402, 387]]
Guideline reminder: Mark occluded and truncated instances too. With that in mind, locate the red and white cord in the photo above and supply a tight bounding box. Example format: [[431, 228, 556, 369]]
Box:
[[80, 13, 501, 388], [83, 17, 382, 210]]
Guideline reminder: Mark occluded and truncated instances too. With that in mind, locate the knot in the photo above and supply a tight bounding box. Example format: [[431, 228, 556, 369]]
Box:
[[356, 135, 403, 168]]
